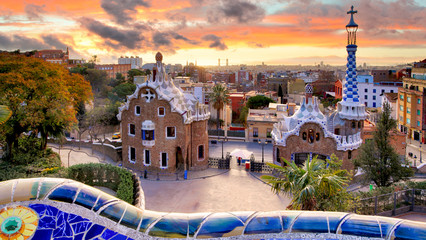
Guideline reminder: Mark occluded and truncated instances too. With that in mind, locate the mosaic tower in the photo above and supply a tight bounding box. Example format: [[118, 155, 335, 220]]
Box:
[[337, 6, 367, 120]]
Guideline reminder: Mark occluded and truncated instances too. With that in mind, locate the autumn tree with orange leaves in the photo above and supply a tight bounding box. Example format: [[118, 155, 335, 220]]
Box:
[[0, 53, 92, 160]]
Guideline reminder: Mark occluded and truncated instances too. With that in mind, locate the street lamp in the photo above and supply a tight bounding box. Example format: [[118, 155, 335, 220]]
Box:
[[258, 139, 268, 163], [221, 137, 227, 159], [414, 155, 417, 167]]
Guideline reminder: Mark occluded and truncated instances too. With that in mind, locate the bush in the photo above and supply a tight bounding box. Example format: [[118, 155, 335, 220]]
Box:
[[67, 163, 134, 204]]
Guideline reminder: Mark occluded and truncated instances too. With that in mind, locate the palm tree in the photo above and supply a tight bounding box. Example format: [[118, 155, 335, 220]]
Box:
[[0, 105, 11, 125], [262, 155, 351, 211], [208, 84, 230, 139]]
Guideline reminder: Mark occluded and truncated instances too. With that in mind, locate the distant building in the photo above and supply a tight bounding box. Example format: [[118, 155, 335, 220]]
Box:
[[67, 59, 86, 68], [382, 92, 398, 120], [370, 69, 398, 83], [335, 80, 343, 99], [95, 64, 131, 79], [34, 48, 69, 64], [357, 75, 401, 108], [118, 52, 210, 172], [118, 56, 142, 69], [397, 60, 426, 143]]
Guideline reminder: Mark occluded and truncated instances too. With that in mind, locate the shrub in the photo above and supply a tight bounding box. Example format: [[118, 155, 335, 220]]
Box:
[[67, 163, 134, 204]]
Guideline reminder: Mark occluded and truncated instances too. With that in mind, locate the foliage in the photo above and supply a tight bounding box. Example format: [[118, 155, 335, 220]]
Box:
[[86, 101, 121, 140], [0, 136, 62, 181], [0, 105, 11, 125], [107, 83, 136, 103], [84, 69, 110, 97], [355, 180, 426, 199], [208, 84, 230, 137], [321, 97, 341, 108], [0, 53, 92, 158], [246, 95, 275, 109], [127, 69, 145, 83], [262, 154, 355, 211], [353, 101, 413, 187], [238, 106, 249, 126], [67, 163, 134, 204]]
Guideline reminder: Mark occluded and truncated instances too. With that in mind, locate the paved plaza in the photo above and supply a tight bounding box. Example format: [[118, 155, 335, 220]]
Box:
[[209, 139, 274, 163]]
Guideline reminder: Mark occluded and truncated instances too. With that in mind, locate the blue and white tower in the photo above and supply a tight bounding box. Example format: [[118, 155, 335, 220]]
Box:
[[337, 6, 367, 120]]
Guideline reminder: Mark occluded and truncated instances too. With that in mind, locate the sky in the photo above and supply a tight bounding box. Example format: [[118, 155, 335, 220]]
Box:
[[0, 0, 425, 66]]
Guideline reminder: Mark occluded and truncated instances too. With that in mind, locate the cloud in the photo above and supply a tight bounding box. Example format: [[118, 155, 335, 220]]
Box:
[[0, 33, 74, 52], [78, 17, 145, 49], [207, 0, 265, 24], [101, 0, 150, 24], [24, 4, 47, 21], [202, 34, 227, 50], [248, 41, 267, 48], [153, 31, 199, 47]]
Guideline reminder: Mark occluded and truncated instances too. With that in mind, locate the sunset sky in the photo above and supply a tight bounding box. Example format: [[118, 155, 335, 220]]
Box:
[[0, 0, 425, 66]]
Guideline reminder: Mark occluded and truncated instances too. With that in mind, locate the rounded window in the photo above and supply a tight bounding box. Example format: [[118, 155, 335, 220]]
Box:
[[352, 122, 356, 129], [315, 133, 320, 141], [308, 129, 314, 143], [302, 132, 307, 140]]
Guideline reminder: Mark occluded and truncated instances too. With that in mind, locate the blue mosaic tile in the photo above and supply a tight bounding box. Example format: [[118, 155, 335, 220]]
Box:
[[74, 233, 84, 240], [68, 214, 85, 224], [48, 183, 79, 203], [32, 229, 53, 240], [108, 235, 127, 240], [85, 224, 106, 239], [245, 212, 282, 235], [188, 213, 211, 237], [93, 193, 117, 212], [197, 213, 245, 238], [38, 179, 62, 199], [292, 212, 329, 233], [230, 211, 256, 223], [71, 220, 92, 234], [119, 205, 143, 230], [30, 203, 59, 217], [53, 212, 73, 238], [280, 211, 303, 232], [327, 212, 349, 233], [393, 220, 426, 240], [376, 216, 400, 238], [53, 237, 73, 240], [100, 201, 126, 223], [339, 215, 381, 238], [101, 228, 118, 239], [149, 213, 188, 238], [139, 210, 165, 233], [39, 216, 56, 229], [74, 187, 100, 210]]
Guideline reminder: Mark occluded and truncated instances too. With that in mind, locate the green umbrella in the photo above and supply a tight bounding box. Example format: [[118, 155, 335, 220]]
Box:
[[0, 105, 11, 125]]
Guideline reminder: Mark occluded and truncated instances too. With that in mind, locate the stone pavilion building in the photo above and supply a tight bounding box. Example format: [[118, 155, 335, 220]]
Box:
[[118, 52, 210, 172], [272, 6, 367, 170]]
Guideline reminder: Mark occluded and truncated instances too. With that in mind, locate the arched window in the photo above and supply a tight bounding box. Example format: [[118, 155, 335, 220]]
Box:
[[352, 122, 356, 129], [348, 150, 352, 159], [308, 129, 314, 143], [315, 132, 320, 141], [358, 121, 361, 128], [302, 132, 307, 140]]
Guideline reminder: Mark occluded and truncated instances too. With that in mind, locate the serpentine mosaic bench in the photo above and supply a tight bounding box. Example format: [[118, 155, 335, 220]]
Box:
[[0, 178, 425, 240]]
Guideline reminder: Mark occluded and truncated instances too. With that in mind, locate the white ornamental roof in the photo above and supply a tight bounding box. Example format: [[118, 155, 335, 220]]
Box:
[[117, 52, 210, 124]]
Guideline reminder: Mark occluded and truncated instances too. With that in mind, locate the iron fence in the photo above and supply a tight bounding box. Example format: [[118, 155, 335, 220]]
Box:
[[249, 160, 274, 173], [355, 189, 426, 216], [208, 157, 230, 169]]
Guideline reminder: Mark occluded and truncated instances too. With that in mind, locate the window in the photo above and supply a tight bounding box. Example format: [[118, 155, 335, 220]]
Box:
[[166, 127, 176, 138], [390, 90, 394, 93], [142, 130, 154, 140], [400, 105, 403, 111], [144, 150, 150, 165], [334, 128, 340, 135], [364, 89, 368, 93], [407, 118, 411, 124], [348, 150, 352, 159], [364, 95, 368, 100], [308, 129, 314, 143], [358, 121, 362, 128], [400, 95, 404, 100], [129, 147, 136, 163], [407, 97, 411, 103], [158, 107, 165, 116], [198, 145, 204, 160], [399, 116, 403, 121], [373, 89, 376, 93], [418, 98, 421, 104], [315, 133, 320, 141], [135, 106, 141, 115], [417, 121, 421, 127], [266, 128, 272, 138], [160, 152, 168, 168], [129, 124, 136, 136], [373, 96, 376, 100], [407, 108, 411, 114], [373, 102, 376, 107], [253, 128, 258, 138], [352, 122, 356, 129], [302, 132, 307, 140], [418, 110, 421, 116]]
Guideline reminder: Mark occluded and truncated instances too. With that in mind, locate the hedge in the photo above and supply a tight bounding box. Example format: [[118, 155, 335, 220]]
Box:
[[67, 163, 134, 204]]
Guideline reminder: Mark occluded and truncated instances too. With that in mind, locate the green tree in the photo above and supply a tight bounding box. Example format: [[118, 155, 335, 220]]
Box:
[[278, 85, 283, 104], [208, 84, 230, 139], [108, 83, 136, 103], [262, 155, 354, 211], [246, 95, 275, 109], [0, 105, 11, 125], [127, 69, 145, 83], [0, 53, 92, 158], [353, 101, 413, 187]]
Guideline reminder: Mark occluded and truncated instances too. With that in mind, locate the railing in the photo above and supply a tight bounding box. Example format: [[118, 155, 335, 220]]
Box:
[[227, 130, 245, 138], [355, 189, 426, 216], [208, 155, 230, 169], [208, 129, 224, 136]]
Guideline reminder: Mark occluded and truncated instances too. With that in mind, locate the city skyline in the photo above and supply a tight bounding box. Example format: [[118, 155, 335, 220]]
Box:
[[0, 0, 425, 66]]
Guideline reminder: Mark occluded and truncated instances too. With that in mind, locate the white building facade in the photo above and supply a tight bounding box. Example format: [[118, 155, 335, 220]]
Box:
[[118, 56, 143, 69], [356, 75, 401, 108]]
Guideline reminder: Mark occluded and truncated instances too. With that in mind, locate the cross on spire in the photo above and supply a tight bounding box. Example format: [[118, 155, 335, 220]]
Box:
[[347, 5, 357, 16]]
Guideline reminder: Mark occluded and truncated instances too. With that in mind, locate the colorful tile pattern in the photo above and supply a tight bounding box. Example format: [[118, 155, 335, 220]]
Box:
[[0, 178, 425, 240]]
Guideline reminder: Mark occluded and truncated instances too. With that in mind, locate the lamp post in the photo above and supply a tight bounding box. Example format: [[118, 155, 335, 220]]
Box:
[[414, 155, 417, 167], [420, 142, 423, 163], [221, 137, 227, 160], [258, 139, 268, 163]]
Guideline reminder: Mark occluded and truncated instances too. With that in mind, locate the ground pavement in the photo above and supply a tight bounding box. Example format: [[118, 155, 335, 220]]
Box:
[[208, 140, 274, 163]]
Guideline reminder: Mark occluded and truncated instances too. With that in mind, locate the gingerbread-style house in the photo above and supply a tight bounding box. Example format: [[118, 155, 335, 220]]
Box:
[[117, 52, 210, 172]]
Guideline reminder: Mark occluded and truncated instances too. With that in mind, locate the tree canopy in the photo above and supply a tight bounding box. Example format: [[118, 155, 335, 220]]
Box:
[[246, 95, 275, 109], [353, 102, 413, 187], [0, 53, 92, 158]]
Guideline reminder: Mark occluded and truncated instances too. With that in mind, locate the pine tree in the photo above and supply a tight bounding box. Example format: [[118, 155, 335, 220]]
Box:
[[353, 101, 413, 187]]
